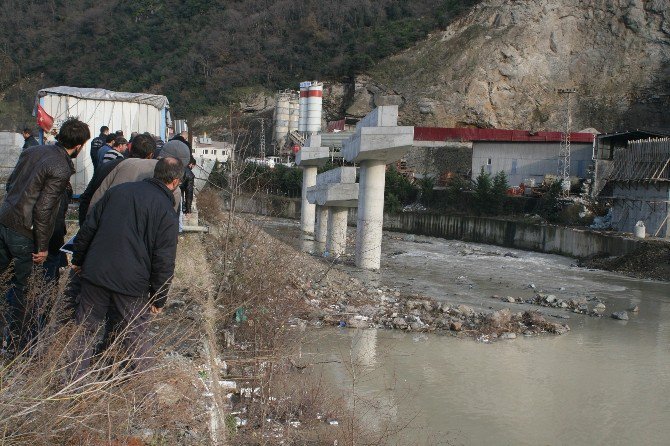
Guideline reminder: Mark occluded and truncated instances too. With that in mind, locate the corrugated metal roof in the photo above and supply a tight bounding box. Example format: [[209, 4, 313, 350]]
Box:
[[414, 127, 595, 143]]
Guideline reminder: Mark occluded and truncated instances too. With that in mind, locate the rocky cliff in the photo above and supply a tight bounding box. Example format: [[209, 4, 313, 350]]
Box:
[[329, 0, 670, 132]]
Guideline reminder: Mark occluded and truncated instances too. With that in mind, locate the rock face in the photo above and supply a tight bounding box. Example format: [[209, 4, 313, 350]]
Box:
[[328, 0, 670, 131]]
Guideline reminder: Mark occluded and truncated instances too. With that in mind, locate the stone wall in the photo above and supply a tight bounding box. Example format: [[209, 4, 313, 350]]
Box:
[[0, 132, 22, 189], [404, 144, 472, 179]]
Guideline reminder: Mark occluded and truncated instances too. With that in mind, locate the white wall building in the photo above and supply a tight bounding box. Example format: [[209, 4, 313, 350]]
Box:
[[472, 140, 594, 186], [192, 135, 233, 163]]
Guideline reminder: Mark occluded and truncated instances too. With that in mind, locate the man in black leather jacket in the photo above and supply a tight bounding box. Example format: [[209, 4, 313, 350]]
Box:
[[0, 118, 90, 348]]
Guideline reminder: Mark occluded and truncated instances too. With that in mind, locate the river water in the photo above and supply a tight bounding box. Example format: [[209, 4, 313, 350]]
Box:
[[256, 217, 670, 445]]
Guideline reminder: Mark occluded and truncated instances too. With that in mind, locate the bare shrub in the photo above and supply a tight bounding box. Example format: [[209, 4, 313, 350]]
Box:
[[0, 268, 206, 446]]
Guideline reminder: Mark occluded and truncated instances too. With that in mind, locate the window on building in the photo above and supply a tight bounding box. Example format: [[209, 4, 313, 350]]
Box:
[[213, 149, 217, 155], [204, 149, 208, 155], [511, 159, 518, 175], [487, 158, 492, 165]]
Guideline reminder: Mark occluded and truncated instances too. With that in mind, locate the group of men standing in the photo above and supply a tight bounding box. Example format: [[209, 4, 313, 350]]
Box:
[[0, 118, 189, 375]]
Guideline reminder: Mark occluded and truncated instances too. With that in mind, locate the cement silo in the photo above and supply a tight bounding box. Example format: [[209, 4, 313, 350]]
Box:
[[288, 92, 299, 134], [274, 91, 291, 148], [306, 82, 323, 134], [298, 82, 310, 132]]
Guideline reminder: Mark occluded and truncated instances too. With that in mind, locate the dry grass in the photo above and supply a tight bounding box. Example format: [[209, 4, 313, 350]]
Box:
[[0, 259, 208, 445]]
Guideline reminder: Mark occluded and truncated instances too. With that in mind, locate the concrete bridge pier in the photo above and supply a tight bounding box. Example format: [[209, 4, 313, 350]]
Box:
[[315, 206, 329, 243], [327, 206, 349, 257], [300, 166, 318, 234], [295, 135, 329, 235], [306, 166, 359, 257], [342, 102, 414, 270], [354, 160, 387, 269]]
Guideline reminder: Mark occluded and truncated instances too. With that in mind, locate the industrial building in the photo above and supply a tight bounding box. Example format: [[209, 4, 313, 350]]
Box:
[[592, 130, 670, 197], [272, 81, 323, 156], [607, 137, 670, 238], [412, 128, 596, 186]]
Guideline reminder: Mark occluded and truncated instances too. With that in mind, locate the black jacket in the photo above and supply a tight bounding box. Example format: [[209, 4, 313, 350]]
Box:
[[72, 178, 179, 307], [22, 136, 39, 150], [180, 167, 195, 213], [0, 144, 75, 252], [90, 134, 106, 169]]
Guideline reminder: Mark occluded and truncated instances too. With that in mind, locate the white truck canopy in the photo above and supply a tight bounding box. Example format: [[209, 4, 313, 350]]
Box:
[[37, 86, 170, 110]]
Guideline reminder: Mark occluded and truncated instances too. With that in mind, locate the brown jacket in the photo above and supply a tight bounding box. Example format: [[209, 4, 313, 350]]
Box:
[[88, 159, 181, 215], [0, 144, 75, 251]]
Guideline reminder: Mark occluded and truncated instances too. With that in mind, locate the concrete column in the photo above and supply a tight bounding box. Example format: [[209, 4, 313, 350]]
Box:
[[355, 160, 386, 269], [315, 205, 328, 243], [300, 166, 318, 234], [326, 207, 349, 257]]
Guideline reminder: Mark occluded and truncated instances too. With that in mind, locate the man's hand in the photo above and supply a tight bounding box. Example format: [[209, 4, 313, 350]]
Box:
[[150, 305, 163, 315], [32, 251, 48, 264], [71, 265, 81, 274]]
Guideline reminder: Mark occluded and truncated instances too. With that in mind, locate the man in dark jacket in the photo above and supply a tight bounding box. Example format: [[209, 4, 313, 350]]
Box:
[[22, 128, 39, 150], [0, 118, 90, 348], [181, 156, 196, 215], [71, 157, 182, 374], [96, 134, 117, 168], [90, 126, 109, 170]]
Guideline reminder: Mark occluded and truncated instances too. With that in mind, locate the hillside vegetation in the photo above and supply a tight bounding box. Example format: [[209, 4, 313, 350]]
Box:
[[0, 0, 478, 128]]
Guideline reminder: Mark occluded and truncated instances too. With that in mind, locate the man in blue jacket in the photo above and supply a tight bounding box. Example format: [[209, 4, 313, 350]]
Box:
[[71, 157, 182, 375]]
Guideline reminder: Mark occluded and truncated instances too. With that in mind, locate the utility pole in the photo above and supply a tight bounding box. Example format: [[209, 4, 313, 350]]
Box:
[[258, 118, 266, 158], [557, 88, 577, 196]]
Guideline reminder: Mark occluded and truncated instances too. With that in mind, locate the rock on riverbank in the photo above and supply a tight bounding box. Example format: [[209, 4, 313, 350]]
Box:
[[296, 278, 569, 341]]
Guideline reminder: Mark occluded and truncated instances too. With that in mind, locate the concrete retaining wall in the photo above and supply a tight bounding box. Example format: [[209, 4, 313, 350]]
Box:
[[229, 194, 647, 258], [375, 212, 645, 258], [0, 132, 22, 192]]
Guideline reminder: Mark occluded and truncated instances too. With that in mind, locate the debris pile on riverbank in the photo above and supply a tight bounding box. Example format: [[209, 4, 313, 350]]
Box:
[[491, 292, 605, 317], [581, 241, 670, 281], [295, 278, 570, 340]]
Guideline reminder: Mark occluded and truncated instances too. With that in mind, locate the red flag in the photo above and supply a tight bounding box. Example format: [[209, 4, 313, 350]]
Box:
[[36, 105, 54, 132]]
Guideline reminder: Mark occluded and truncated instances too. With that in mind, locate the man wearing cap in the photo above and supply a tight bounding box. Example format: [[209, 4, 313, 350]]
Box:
[[96, 134, 117, 167], [101, 137, 128, 164]]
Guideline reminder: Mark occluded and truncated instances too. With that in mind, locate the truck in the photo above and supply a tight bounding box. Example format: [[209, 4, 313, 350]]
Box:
[[35, 86, 173, 194]]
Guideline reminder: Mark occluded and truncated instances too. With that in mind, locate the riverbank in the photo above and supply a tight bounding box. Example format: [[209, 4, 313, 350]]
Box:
[[227, 192, 670, 281], [189, 190, 587, 444], [580, 240, 670, 281]]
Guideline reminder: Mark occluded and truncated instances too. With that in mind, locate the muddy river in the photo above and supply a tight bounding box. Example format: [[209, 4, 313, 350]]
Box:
[[257, 217, 670, 445]]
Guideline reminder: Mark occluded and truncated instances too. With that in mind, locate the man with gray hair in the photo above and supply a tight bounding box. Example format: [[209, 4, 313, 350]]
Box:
[[71, 157, 183, 375]]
